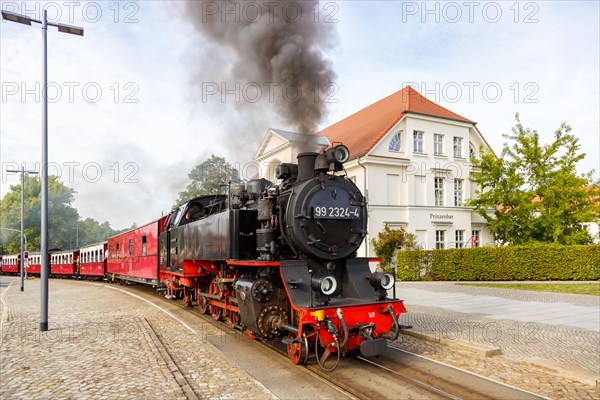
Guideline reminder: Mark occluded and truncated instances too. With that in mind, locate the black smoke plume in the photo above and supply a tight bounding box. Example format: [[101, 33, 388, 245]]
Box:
[[184, 0, 337, 134]]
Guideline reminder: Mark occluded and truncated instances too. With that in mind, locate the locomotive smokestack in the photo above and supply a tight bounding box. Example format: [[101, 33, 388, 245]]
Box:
[[296, 152, 318, 182]]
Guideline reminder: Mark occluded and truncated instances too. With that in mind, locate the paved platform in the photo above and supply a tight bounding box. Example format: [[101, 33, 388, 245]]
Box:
[[391, 281, 600, 399], [0, 277, 281, 399]]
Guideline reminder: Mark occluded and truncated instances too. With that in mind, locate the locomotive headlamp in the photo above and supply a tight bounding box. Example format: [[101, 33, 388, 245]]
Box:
[[332, 145, 350, 163], [323, 145, 350, 164], [311, 271, 338, 295], [369, 272, 395, 291]]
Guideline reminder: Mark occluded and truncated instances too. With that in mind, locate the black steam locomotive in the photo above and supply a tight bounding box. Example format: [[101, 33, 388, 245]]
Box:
[[159, 144, 406, 369]]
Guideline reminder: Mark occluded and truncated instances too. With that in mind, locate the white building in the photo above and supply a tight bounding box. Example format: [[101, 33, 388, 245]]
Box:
[[254, 87, 494, 255]]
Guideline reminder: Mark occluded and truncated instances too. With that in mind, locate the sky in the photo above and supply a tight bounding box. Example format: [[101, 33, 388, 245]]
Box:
[[1, 0, 599, 229]]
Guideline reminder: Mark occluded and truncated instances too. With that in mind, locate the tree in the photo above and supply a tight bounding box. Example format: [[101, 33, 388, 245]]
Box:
[[77, 218, 121, 247], [371, 224, 419, 270], [468, 114, 597, 245], [174, 155, 243, 207], [0, 175, 122, 254]]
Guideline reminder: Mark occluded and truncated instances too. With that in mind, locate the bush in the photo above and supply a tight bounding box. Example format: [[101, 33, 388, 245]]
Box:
[[371, 225, 418, 270], [395, 244, 600, 281]]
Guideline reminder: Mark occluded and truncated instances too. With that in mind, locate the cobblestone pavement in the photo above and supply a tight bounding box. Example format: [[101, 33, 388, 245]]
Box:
[[391, 281, 600, 400], [0, 277, 275, 400]]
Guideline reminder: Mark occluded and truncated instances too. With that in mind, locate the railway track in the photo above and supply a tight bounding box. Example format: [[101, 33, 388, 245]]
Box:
[[116, 282, 545, 400]]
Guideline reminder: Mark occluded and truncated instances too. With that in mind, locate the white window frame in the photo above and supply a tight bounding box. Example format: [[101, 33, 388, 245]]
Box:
[[454, 179, 463, 207], [469, 142, 477, 159], [389, 131, 402, 152], [413, 131, 424, 153], [434, 133, 444, 155], [453, 137, 463, 158], [455, 230, 464, 248], [435, 230, 445, 249], [434, 177, 444, 206]]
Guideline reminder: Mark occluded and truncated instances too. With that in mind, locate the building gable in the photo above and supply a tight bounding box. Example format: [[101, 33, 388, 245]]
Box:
[[317, 86, 476, 159]]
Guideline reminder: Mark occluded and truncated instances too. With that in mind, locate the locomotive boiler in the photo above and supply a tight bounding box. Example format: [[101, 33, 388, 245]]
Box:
[[159, 144, 407, 370]]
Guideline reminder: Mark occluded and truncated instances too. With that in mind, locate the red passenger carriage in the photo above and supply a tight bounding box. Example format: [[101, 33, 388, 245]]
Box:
[[79, 242, 107, 278], [106, 218, 167, 284], [0, 254, 20, 274], [26, 252, 45, 275], [50, 250, 79, 276]]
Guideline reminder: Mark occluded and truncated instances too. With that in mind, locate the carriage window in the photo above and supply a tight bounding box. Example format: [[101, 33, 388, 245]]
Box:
[[129, 239, 133, 256], [142, 235, 147, 256], [116, 243, 120, 257]]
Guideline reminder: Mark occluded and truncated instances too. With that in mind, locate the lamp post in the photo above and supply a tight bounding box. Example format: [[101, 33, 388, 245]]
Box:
[[2, 9, 84, 332], [5, 166, 38, 292], [0, 227, 27, 270]]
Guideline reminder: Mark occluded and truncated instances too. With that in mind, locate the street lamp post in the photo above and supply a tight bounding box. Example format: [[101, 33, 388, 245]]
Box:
[[2, 9, 84, 332], [5, 166, 38, 292]]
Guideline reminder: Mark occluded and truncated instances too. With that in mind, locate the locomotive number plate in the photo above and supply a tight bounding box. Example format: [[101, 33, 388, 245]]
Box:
[[313, 205, 360, 219]]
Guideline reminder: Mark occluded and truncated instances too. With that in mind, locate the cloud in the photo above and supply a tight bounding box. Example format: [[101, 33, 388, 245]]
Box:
[[1, 1, 598, 231]]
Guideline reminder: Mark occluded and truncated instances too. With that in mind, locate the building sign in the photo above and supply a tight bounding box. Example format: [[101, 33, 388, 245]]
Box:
[[430, 213, 453, 220]]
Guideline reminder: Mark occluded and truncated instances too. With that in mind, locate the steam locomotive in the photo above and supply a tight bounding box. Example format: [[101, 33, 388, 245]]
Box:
[[1, 144, 407, 370]]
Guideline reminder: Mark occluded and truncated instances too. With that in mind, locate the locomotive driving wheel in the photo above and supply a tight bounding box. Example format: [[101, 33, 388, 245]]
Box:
[[226, 310, 240, 329], [208, 279, 222, 321], [183, 288, 192, 308], [196, 283, 209, 314], [286, 334, 309, 365]]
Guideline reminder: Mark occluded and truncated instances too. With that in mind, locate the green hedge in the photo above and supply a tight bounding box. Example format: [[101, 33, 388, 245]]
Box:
[[395, 244, 600, 281]]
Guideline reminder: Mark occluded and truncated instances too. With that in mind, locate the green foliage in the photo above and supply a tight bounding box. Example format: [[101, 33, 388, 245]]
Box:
[[0, 175, 121, 254], [468, 114, 597, 245], [371, 224, 418, 270], [174, 155, 243, 207], [396, 244, 600, 281]]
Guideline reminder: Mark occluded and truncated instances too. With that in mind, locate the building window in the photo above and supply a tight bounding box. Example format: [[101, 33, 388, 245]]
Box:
[[454, 179, 463, 206], [434, 177, 444, 206], [434, 134, 444, 155], [436, 230, 445, 249], [469, 142, 477, 159], [413, 131, 424, 153], [453, 137, 463, 158], [142, 235, 147, 256], [389, 131, 402, 152], [455, 230, 464, 248], [471, 230, 480, 247]]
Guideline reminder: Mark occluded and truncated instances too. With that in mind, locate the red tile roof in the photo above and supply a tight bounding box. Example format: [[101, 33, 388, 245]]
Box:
[[318, 86, 474, 158]]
